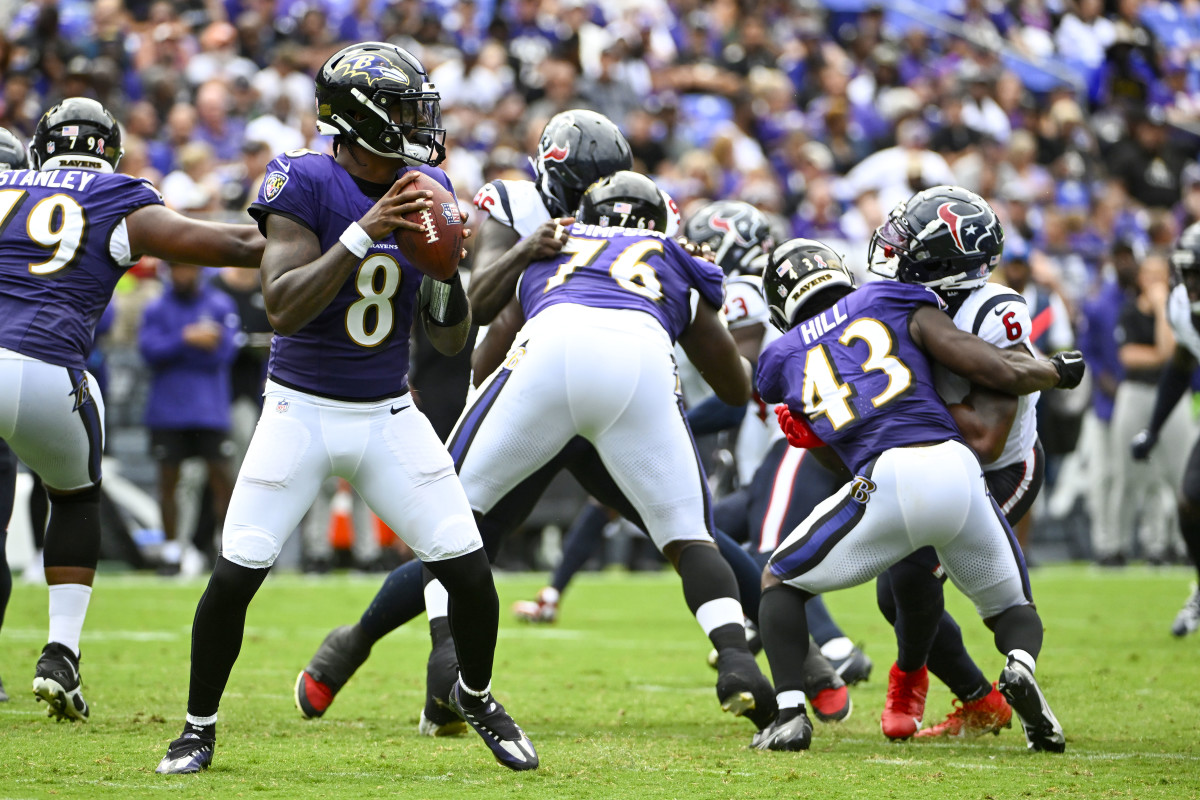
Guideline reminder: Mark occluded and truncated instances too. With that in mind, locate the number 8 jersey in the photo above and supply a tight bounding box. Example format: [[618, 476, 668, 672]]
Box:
[[249, 151, 457, 400], [0, 168, 163, 369], [757, 280, 963, 474]]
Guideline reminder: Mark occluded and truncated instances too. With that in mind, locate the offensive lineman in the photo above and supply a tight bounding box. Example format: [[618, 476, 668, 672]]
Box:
[[0, 100, 264, 722], [156, 43, 536, 775], [750, 238, 1081, 752]]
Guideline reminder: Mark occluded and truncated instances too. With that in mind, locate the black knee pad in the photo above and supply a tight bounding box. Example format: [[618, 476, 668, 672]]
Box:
[[42, 482, 103, 570]]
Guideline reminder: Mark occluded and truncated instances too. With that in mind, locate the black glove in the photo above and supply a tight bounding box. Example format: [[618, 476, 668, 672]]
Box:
[[419, 271, 469, 327], [1050, 350, 1085, 390], [1131, 429, 1158, 461]]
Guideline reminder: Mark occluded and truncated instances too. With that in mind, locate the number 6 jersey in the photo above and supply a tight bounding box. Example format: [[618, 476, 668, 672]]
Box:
[[0, 168, 163, 369], [248, 151, 458, 400], [757, 280, 963, 474]]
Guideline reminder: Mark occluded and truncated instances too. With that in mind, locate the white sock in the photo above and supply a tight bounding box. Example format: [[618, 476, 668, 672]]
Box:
[[186, 713, 218, 727], [48, 584, 92, 657], [424, 579, 449, 621], [694, 597, 743, 637], [820, 636, 855, 662], [161, 540, 182, 565], [777, 689, 806, 710], [457, 675, 491, 698], [538, 586, 560, 605], [1009, 648, 1036, 674]]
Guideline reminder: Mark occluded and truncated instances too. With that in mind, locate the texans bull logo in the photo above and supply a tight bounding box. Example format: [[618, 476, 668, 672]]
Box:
[[708, 208, 756, 246], [934, 201, 995, 255], [539, 113, 574, 163]]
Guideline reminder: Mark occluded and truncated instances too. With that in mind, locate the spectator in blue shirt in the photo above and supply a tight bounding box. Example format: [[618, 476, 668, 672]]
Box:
[[138, 264, 240, 576]]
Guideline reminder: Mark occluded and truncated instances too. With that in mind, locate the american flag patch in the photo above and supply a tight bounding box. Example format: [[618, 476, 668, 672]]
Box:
[[61, 126, 79, 136], [613, 202, 633, 214]]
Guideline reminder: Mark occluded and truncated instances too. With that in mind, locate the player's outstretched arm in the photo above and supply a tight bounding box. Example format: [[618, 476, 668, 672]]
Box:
[[678, 298, 752, 406], [467, 217, 572, 324], [125, 205, 265, 269], [1132, 344, 1198, 459], [910, 305, 1069, 395]]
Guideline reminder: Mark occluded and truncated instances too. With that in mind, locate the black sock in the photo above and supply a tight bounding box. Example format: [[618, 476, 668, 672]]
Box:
[[43, 486, 102, 571], [714, 529, 763, 625], [0, 443, 13, 632], [759, 584, 811, 694], [358, 559, 426, 643], [924, 611, 991, 701], [183, 720, 215, 740], [423, 548, 498, 693], [550, 503, 608, 593], [885, 560, 944, 672], [1180, 502, 1200, 585], [675, 541, 747, 652], [804, 595, 845, 646], [987, 603, 1043, 661], [187, 557, 270, 718]]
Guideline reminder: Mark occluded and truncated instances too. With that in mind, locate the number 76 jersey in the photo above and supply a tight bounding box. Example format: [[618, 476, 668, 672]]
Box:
[[517, 223, 725, 342], [0, 169, 163, 369], [756, 280, 963, 474]]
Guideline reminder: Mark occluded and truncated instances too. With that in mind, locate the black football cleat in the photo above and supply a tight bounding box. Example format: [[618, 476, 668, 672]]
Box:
[[750, 707, 813, 751], [715, 647, 778, 730], [449, 683, 539, 771], [32, 643, 88, 722], [419, 636, 468, 736], [156, 725, 216, 774], [998, 656, 1065, 753]]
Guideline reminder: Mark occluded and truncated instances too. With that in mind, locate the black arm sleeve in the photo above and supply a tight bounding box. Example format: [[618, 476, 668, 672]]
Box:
[[1146, 364, 1193, 437]]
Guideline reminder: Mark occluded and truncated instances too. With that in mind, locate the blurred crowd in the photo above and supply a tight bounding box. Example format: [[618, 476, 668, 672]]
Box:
[[3, 0, 1200, 569]]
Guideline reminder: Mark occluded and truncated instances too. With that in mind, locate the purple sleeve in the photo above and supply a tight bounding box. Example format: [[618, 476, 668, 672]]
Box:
[[248, 154, 318, 235], [668, 238, 725, 308], [756, 339, 787, 405]]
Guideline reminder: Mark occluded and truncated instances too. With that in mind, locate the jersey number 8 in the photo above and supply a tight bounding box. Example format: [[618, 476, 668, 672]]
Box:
[[346, 254, 401, 347], [0, 190, 87, 276]]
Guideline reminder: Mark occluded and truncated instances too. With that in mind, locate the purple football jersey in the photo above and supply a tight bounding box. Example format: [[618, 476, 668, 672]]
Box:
[[518, 223, 725, 341], [249, 151, 460, 400], [757, 281, 963, 474], [0, 169, 163, 369]]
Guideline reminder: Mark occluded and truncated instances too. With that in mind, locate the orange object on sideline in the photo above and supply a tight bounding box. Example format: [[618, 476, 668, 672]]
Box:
[[328, 480, 355, 550]]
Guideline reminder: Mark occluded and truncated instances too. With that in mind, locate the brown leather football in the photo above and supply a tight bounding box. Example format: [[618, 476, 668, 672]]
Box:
[[396, 172, 464, 281]]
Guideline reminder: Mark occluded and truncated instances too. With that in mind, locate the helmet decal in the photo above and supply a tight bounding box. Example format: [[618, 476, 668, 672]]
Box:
[[541, 141, 570, 163], [932, 201, 993, 254], [334, 52, 411, 86]]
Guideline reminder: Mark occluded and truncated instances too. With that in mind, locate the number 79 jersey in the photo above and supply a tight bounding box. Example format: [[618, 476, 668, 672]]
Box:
[[0, 168, 163, 369], [756, 280, 963, 474], [249, 151, 454, 400], [517, 223, 725, 342]]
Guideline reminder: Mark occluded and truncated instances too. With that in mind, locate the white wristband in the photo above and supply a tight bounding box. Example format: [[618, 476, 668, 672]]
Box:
[[339, 222, 373, 259]]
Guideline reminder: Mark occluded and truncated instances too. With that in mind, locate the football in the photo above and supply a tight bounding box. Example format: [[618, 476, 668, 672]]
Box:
[[396, 172, 465, 281]]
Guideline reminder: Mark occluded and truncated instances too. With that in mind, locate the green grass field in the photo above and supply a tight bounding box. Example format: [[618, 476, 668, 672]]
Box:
[[1, 565, 1198, 800]]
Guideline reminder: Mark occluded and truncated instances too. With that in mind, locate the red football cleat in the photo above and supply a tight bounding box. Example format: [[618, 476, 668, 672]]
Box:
[[810, 683, 852, 723], [881, 663, 928, 740], [915, 683, 1013, 739], [294, 670, 335, 719]]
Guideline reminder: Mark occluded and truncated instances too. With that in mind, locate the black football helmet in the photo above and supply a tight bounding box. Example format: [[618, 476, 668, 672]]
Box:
[[0, 127, 29, 171], [576, 170, 668, 231], [315, 42, 446, 166], [868, 185, 1003, 297], [1172, 221, 1200, 312], [763, 238, 855, 332], [683, 200, 775, 276], [30, 97, 123, 173], [533, 110, 633, 218]]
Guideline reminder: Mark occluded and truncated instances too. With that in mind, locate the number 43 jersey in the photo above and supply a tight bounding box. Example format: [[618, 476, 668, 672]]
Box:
[[517, 223, 725, 342], [757, 280, 963, 474], [0, 169, 163, 369], [249, 151, 458, 400]]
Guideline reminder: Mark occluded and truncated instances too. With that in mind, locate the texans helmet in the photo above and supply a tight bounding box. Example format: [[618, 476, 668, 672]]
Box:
[[763, 238, 855, 332], [315, 42, 446, 166], [576, 171, 668, 232], [30, 98, 123, 173], [869, 185, 1003, 298], [0, 127, 29, 171], [534, 110, 633, 218], [1172, 221, 1200, 312], [683, 200, 775, 276]]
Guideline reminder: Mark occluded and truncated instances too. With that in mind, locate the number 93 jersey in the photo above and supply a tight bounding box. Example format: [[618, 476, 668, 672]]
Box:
[[249, 150, 455, 400], [756, 280, 962, 474], [0, 168, 163, 369], [517, 223, 725, 342]]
